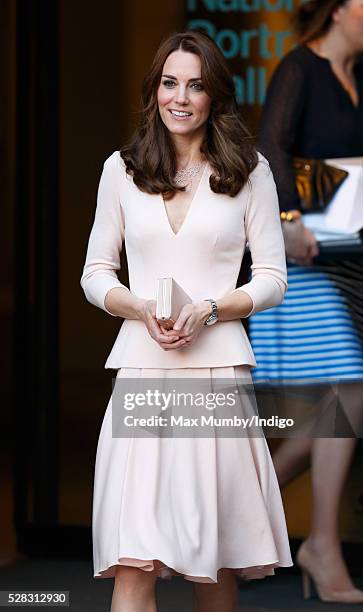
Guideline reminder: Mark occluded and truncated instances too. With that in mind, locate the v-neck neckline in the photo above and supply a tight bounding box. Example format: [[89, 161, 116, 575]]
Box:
[[303, 44, 361, 110], [160, 161, 208, 238]]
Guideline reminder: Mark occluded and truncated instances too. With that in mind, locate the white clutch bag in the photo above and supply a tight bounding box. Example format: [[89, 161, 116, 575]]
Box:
[[156, 277, 192, 330]]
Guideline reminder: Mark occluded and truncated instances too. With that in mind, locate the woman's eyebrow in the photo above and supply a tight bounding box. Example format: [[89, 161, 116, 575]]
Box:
[[161, 74, 202, 82]]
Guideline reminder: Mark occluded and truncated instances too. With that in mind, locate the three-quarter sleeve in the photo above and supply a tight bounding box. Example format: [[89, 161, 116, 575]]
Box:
[[80, 153, 129, 316], [257, 55, 308, 212], [232, 156, 287, 316]]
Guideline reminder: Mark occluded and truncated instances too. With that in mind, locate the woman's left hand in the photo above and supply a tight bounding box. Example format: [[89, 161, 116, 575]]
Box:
[[171, 301, 212, 348]]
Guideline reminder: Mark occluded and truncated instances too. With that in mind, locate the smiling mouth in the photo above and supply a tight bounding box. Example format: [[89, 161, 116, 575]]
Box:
[[168, 109, 193, 118]]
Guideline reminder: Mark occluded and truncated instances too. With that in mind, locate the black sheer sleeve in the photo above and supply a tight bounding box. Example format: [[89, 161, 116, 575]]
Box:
[[257, 55, 308, 212]]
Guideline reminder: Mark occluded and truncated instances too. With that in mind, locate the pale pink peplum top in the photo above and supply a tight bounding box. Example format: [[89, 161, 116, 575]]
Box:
[[80, 150, 287, 369]]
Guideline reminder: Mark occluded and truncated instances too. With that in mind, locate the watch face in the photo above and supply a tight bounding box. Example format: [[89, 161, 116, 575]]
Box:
[[206, 315, 218, 325], [204, 299, 218, 325]]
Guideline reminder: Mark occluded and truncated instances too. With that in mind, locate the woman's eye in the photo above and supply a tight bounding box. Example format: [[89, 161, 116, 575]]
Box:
[[161, 80, 204, 91]]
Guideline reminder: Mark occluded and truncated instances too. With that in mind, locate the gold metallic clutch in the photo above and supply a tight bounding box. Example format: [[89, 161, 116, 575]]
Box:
[[293, 157, 349, 212]]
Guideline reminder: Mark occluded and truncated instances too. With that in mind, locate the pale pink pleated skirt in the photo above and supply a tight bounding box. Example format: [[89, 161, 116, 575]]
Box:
[[92, 365, 293, 584]]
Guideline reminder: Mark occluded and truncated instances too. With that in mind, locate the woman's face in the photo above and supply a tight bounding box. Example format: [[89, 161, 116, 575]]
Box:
[[157, 50, 212, 139], [334, 0, 363, 52]]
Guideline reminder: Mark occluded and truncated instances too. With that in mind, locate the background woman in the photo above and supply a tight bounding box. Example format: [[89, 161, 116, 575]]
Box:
[[80, 30, 292, 612], [249, 0, 363, 604]]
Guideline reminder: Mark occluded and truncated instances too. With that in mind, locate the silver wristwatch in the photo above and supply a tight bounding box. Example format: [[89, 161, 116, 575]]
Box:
[[203, 299, 219, 326]]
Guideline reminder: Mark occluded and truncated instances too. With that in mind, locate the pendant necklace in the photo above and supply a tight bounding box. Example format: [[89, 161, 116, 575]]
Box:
[[174, 161, 204, 192]]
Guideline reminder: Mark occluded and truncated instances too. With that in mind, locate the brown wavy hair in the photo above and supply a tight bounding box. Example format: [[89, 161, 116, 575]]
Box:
[[120, 30, 258, 199], [293, 0, 349, 44]]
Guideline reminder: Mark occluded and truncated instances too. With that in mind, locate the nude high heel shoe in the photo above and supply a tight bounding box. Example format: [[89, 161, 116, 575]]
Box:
[[296, 545, 363, 604]]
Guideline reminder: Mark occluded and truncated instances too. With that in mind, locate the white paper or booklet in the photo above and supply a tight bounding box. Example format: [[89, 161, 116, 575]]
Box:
[[324, 157, 363, 233], [303, 157, 363, 241]]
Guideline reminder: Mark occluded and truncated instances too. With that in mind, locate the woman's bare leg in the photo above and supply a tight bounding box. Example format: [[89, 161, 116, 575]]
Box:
[[297, 436, 358, 590], [271, 394, 339, 489], [333, 381, 363, 437], [272, 436, 312, 488], [271, 384, 339, 488], [111, 565, 159, 612], [192, 569, 238, 612], [296, 380, 363, 589]]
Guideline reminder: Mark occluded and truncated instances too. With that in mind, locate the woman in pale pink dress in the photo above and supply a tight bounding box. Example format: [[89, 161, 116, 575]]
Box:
[[80, 30, 293, 612]]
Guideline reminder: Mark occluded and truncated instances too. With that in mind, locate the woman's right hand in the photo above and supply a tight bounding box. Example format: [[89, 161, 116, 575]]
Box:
[[139, 299, 188, 351], [282, 218, 319, 266]]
